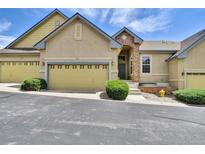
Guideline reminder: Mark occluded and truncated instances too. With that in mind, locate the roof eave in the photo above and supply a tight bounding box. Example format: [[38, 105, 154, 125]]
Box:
[[34, 13, 122, 49], [112, 27, 143, 44], [6, 9, 69, 49]]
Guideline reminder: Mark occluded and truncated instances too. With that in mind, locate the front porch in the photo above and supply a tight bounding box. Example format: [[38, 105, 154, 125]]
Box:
[[113, 27, 143, 82], [118, 45, 132, 80]]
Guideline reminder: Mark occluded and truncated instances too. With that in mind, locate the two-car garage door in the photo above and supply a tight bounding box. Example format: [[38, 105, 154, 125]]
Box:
[[48, 64, 109, 91], [186, 73, 205, 89]]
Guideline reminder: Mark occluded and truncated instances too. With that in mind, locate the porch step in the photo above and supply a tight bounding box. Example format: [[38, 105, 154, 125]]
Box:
[[129, 88, 141, 95], [123, 80, 141, 95]]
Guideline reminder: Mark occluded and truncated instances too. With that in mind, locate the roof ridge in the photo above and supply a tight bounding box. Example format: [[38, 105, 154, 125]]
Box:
[[112, 27, 143, 43], [182, 28, 205, 42], [34, 12, 121, 49], [5, 9, 69, 49]]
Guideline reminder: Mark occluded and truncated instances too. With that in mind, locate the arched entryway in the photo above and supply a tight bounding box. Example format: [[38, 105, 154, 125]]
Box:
[[113, 27, 143, 82], [118, 45, 132, 80]]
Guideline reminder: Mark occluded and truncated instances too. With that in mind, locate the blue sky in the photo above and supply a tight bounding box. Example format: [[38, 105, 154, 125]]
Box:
[[1, 8, 205, 48]]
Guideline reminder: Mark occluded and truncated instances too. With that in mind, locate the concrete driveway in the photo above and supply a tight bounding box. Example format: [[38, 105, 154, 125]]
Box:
[[0, 91, 205, 144]]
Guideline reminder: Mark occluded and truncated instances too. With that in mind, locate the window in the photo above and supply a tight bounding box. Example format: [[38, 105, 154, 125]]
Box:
[[72, 65, 77, 69], [58, 65, 62, 69], [50, 65, 55, 69], [80, 65, 84, 69], [54, 20, 60, 28], [65, 65, 69, 69], [141, 55, 151, 74], [102, 65, 107, 69], [95, 65, 100, 69], [74, 23, 82, 40], [87, 65, 92, 69]]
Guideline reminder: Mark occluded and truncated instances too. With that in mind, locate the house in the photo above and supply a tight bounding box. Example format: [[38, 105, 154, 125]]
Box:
[[1, 9, 205, 91]]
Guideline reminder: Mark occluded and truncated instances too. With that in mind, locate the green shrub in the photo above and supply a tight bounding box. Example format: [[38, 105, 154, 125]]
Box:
[[20, 78, 47, 91], [173, 89, 205, 104], [33, 78, 47, 90], [106, 80, 129, 100]]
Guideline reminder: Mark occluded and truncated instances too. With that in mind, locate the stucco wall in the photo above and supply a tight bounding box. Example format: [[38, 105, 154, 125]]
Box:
[[140, 53, 171, 83], [40, 18, 121, 80], [12, 13, 66, 48], [182, 39, 205, 69], [0, 54, 40, 61], [168, 59, 183, 89], [168, 39, 205, 89]]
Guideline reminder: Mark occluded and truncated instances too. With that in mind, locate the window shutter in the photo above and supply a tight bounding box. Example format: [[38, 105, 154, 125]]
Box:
[[74, 23, 82, 40]]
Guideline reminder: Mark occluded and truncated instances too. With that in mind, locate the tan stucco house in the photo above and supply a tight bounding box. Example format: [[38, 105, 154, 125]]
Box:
[[1, 9, 205, 91]]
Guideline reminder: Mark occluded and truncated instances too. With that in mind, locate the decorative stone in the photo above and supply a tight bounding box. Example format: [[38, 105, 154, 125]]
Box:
[[115, 31, 141, 82]]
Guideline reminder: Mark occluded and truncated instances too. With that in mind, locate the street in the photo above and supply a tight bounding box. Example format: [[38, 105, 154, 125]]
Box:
[[0, 92, 205, 144]]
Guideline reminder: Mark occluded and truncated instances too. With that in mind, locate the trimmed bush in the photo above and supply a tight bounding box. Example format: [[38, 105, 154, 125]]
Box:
[[173, 89, 205, 104], [106, 80, 129, 100], [33, 78, 47, 90], [20, 78, 47, 91]]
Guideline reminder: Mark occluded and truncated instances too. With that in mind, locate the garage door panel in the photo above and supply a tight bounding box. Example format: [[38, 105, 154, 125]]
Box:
[[0, 61, 40, 83], [186, 73, 205, 89], [48, 64, 108, 91]]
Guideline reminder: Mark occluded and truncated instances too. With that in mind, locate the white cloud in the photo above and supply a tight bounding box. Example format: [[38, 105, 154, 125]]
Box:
[[0, 20, 12, 33], [22, 9, 172, 34], [109, 9, 137, 25], [128, 9, 171, 33], [21, 8, 52, 18], [68, 8, 172, 33], [67, 8, 99, 18], [78, 8, 99, 18], [100, 9, 111, 22], [0, 35, 16, 49], [108, 9, 172, 33]]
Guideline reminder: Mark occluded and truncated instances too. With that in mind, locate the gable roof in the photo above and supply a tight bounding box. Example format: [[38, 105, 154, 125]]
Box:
[[5, 9, 68, 49], [139, 40, 180, 52], [112, 27, 143, 44], [167, 28, 205, 61], [34, 13, 122, 49]]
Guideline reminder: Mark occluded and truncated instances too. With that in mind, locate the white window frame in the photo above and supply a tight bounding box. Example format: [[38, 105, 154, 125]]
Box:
[[140, 54, 152, 75]]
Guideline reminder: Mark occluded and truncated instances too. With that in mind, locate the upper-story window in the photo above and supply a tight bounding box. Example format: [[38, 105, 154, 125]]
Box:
[[54, 20, 60, 28], [74, 23, 82, 40], [141, 55, 151, 74]]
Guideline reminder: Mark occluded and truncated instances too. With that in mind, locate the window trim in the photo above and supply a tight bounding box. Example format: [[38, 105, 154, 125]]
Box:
[[140, 54, 152, 75], [74, 23, 82, 40]]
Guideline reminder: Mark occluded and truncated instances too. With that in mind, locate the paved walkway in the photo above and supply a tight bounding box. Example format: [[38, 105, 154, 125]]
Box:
[[0, 83, 187, 107]]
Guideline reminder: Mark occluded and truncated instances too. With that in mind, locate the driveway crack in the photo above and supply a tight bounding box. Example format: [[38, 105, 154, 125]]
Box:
[[153, 114, 205, 127]]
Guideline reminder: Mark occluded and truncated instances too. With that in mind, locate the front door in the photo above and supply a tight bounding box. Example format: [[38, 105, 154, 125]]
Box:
[[118, 63, 126, 79], [118, 55, 126, 79]]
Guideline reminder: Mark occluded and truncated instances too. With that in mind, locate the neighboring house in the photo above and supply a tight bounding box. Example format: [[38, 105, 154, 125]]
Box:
[[0, 9, 205, 90]]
